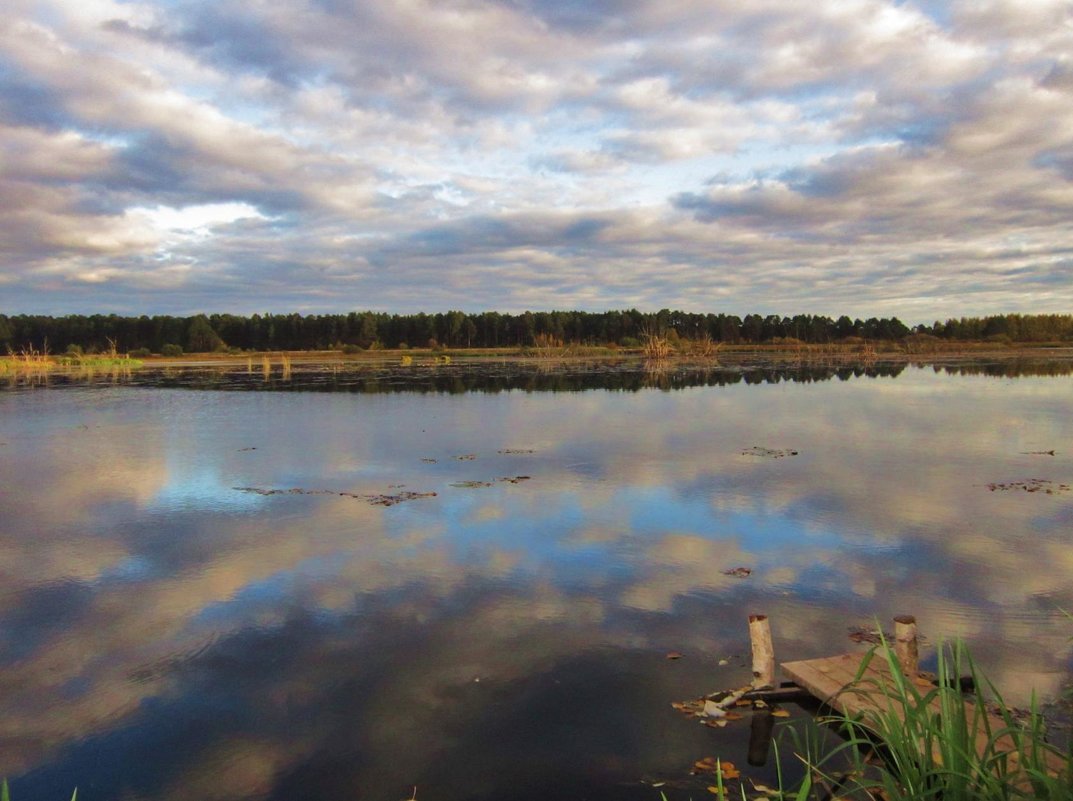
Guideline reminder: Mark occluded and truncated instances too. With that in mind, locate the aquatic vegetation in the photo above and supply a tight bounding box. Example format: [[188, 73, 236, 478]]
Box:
[[986, 479, 1070, 494], [641, 330, 673, 360], [1, 343, 56, 374], [784, 641, 1073, 801], [740, 446, 799, 459], [722, 566, 753, 578], [232, 486, 437, 506], [1, 342, 144, 374], [681, 333, 723, 360], [58, 355, 143, 368]]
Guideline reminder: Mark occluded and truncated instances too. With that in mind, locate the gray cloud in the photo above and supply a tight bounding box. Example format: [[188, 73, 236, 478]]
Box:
[[1, 0, 1071, 317]]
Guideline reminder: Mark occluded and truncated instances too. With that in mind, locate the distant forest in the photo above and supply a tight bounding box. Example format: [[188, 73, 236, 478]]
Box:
[[1, 310, 1071, 354]]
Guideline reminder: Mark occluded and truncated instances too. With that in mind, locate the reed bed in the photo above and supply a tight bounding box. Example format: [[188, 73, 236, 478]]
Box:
[[641, 332, 673, 360]]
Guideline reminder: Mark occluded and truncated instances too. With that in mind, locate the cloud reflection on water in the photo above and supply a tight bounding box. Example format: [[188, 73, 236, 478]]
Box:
[[1, 364, 1071, 799]]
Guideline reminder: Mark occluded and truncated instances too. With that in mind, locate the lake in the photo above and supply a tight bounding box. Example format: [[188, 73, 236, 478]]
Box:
[[2, 356, 1071, 800]]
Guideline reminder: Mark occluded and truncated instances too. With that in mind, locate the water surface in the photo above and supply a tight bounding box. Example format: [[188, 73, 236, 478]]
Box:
[[2, 358, 1071, 800]]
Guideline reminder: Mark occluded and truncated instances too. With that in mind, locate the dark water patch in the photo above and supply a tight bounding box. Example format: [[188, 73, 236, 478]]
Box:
[[0, 579, 95, 665]]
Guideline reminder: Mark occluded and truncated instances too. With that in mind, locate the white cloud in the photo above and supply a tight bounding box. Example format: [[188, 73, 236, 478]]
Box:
[[130, 202, 266, 234]]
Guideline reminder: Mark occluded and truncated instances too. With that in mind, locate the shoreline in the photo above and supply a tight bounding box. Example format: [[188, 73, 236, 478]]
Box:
[[127, 343, 1073, 370]]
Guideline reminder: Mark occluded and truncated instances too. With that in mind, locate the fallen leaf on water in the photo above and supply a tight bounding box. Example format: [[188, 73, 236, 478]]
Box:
[[771, 709, 791, 718], [666, 651, 684, 660], [707, 787, 725, 796], [703, 700, 728, 718], [723, 711, 744, 721], [696, 759, 740, 783]]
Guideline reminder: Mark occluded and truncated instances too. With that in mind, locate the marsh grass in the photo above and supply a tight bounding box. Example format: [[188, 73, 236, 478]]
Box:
[[58, 356, 142, 369], [529, 332, 567, 358], [641, 331, 673, 360], [786, 641, 1072, 801], [1, 342, 142, 376], [679, 333, 723, 360], [1, 344, 57, 374]]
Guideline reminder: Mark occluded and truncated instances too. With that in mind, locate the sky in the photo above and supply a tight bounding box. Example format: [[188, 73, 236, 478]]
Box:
[[1, 0, 1071, 321]]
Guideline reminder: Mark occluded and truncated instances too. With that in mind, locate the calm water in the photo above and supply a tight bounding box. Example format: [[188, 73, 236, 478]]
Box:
[[2, 358, 1072, 800]]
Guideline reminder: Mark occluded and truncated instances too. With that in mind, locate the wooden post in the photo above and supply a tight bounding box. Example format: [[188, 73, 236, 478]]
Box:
[[893, 614, 918, 676], [748, 614, 776, 689]]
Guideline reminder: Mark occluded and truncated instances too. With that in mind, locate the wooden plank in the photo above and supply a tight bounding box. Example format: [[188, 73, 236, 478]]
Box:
[[782, 653, 1068, 781], [782, 657, 892, 719]]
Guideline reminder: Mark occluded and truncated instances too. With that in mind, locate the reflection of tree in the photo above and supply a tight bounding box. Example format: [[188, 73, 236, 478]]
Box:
[[939, 360, 1073, 378], [20, 353, 1073, 394], [24, 357, 1073, 393]]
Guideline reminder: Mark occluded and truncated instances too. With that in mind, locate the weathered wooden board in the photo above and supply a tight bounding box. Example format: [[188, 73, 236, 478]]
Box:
[[781, 652, 1068, 781]]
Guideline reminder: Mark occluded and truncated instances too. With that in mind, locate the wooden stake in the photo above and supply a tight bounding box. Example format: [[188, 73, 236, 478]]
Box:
[[748, 614, 776, 689], [893, 614, 918, 676]]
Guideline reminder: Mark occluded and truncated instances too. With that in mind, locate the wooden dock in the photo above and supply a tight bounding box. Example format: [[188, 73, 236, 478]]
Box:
[[772, 619, 1069, 784], [782, 650, 926, 721]]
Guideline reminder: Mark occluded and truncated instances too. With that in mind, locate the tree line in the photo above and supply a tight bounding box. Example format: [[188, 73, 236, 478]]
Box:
[[0, 310, 1070, 354]]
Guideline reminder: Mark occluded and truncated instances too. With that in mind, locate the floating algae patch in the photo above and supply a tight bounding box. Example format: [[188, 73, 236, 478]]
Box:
[[740, 446, 799, 458], [985, 479, 1070, 494], [233, 486, 438, 505]]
